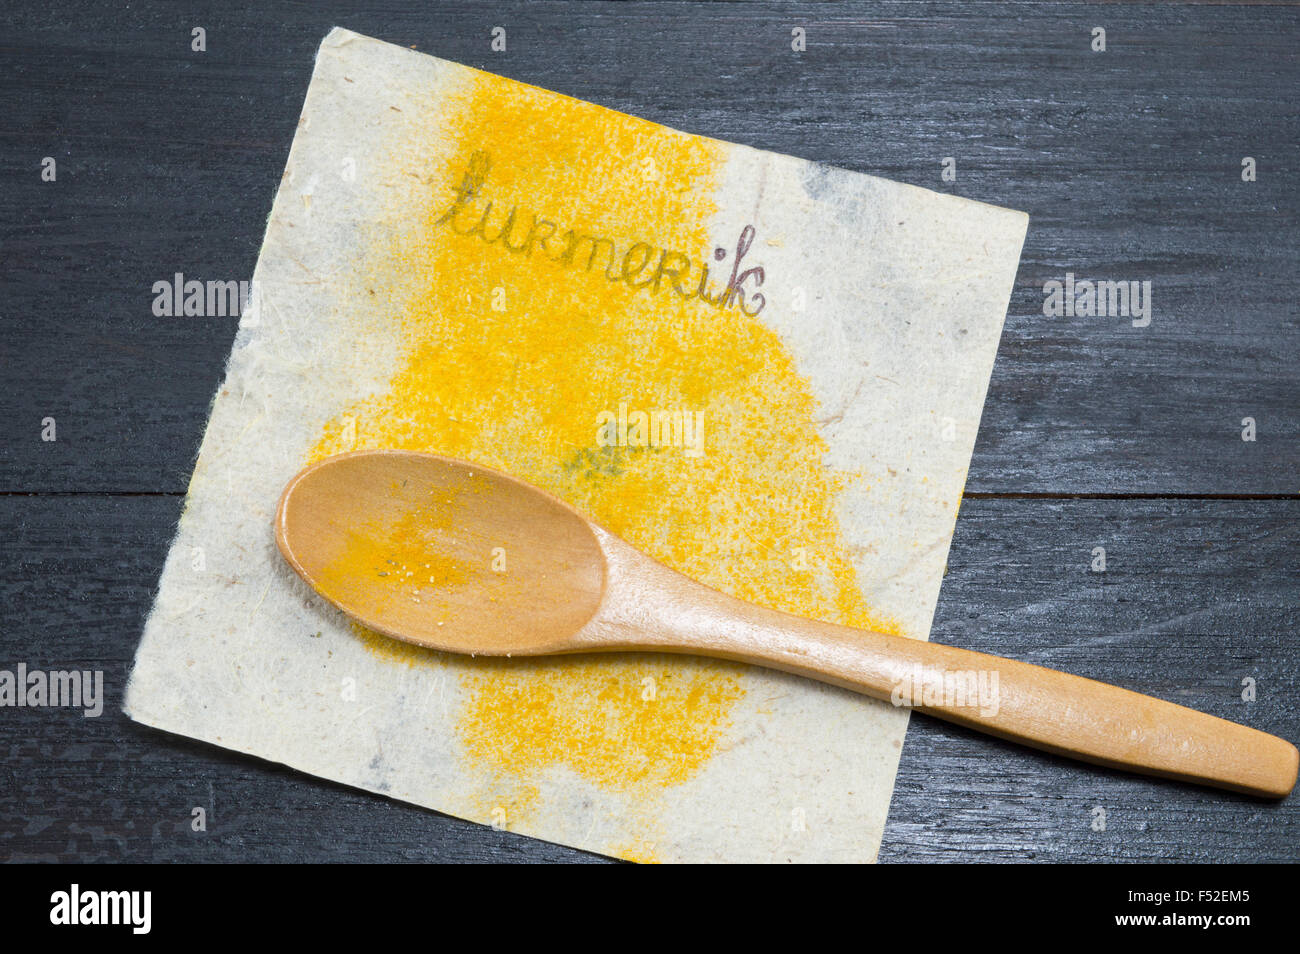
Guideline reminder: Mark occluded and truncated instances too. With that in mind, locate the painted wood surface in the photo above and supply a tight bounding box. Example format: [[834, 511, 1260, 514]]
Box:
[[2, 495, 1295, 861], [1, 1, 1296, 861]]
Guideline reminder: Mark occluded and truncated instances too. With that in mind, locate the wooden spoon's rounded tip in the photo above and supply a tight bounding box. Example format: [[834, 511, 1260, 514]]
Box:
[[1211, 727, 1298, 799], [274, 453, 346, 578], [273, 461, 307, 565], [1267, 738, 1299, 799], [275, 451, 447, 569]]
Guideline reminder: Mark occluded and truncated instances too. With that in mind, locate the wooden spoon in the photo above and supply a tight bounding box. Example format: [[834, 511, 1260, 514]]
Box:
[[275, 450, 1298, 798]]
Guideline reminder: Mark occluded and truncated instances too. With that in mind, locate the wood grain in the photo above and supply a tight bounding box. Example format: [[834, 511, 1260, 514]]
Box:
[[2, 494, 1296, 861], [1, 1, 1297, 862], [2, 2, 1296, 492]]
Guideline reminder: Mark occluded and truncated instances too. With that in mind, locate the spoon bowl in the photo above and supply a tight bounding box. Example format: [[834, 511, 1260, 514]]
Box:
[[276, 451, 605, 655]]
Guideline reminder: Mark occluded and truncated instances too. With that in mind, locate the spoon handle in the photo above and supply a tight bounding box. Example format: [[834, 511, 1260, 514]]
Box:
[[784, 624, 1298, 798], [594, 545, 1298, 797], [717, 611, 1296, 797]]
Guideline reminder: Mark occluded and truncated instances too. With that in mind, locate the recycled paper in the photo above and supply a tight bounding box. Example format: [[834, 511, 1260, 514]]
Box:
[[125, 28, 1028, 862]]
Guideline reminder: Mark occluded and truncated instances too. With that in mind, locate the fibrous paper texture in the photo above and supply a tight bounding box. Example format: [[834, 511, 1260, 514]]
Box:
[[126, 28, 1028, 863]]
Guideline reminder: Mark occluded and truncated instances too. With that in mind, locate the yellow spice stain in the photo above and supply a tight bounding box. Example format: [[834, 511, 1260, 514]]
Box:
[[307, 69, 902, 820], [313, 497, 472, 617], [606, 838, 662, 865]]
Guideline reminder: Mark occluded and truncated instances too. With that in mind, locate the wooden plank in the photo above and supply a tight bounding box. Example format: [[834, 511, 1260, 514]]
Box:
[[2, 2, 1297, 492], [883, 495, 1300, 862], [0, 493, 601, 862], [2, 493, 1294, 862]]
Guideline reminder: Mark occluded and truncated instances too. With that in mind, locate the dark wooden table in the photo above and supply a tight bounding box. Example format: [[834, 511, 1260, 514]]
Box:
[[2, 1, 1297, 863]]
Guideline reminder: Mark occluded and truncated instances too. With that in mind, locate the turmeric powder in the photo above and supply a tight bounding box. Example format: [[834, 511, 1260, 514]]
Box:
[[307, 69, 900, 812]]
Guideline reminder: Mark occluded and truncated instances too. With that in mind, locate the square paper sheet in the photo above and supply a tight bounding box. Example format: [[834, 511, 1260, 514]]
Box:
[[126, 28, 1028, 863]]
